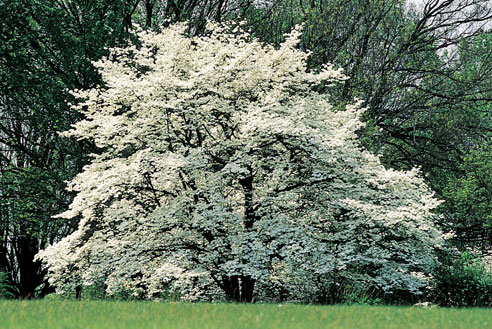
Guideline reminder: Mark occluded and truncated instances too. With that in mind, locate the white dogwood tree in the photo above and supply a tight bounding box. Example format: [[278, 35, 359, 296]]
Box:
[[37, 22, 446, 302]]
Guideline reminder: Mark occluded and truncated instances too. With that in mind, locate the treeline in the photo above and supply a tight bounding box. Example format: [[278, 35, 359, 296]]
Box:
[[1, 0, 492, 305]]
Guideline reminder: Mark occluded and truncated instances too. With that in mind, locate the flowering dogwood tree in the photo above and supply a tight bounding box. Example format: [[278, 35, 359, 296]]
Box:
[[37, 22, 446, 302]]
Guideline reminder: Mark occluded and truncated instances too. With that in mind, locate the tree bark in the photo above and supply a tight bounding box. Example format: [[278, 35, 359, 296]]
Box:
[[75, 285, 82, 300], [17, 235, 42, 298], [240, 276, 255, 302], [222, 275, 256, 302], [236, 169, 257, 302], [223, 275, 240, 301], [239, 174, 255, 229], [145, 0, 154, 28]]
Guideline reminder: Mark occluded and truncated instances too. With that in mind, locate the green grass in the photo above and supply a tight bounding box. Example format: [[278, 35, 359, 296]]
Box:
[[0, 300, 490, 329]]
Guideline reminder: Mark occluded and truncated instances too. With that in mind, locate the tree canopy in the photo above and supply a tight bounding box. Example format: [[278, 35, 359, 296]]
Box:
[[37, 22, 445, 302]]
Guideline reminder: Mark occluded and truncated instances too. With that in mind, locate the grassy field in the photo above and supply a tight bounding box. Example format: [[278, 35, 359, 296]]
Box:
[[0, 300, 491, 329]]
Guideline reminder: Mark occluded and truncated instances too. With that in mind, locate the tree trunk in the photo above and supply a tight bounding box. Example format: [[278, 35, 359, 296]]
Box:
[[222, 275, 256, 302], [17, 235, 42, 298], [240, 276, 255, 302], [75, 285, 82, 300], [238, 174, 255, 229], [237, 170, 257, 302], [223, 275, 240, 301], [145, 0, 154, 28]]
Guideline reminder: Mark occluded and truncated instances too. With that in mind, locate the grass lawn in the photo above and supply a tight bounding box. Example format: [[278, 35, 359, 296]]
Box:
[[0, 300, 490, 329]]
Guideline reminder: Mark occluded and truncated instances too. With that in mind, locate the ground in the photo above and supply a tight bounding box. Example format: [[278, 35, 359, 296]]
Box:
[[0, 300, 490, 329]]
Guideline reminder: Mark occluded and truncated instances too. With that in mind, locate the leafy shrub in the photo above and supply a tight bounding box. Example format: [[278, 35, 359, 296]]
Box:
[[342, 287, 382, 306], [432, 250, 492, 307], [0, 271, 16, 299], [312, 275, 382, 305]]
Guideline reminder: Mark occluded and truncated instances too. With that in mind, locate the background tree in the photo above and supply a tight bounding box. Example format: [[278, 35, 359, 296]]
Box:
[[131, 0, 283, 32], [0, 0, 136, 298], [38, 23, 445, 303]]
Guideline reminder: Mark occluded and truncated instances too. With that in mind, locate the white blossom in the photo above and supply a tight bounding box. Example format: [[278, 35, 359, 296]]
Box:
[[37, 22, 446, 302]]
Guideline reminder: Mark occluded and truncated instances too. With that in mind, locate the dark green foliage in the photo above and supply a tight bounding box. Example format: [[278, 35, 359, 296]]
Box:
[[442, 142, 492, 250], [432, 251, 492, 307], [435, 33, 492, 250], [318, 280, 382, 306], [0, 0, 135, 298], [0, 271, 17, 299]]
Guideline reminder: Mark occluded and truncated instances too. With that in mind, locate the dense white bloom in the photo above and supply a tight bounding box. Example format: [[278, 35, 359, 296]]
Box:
[[37, 22, 445, 302]]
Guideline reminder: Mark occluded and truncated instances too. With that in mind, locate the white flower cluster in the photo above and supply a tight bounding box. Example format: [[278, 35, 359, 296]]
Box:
[[37, 21, 446, 302]]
